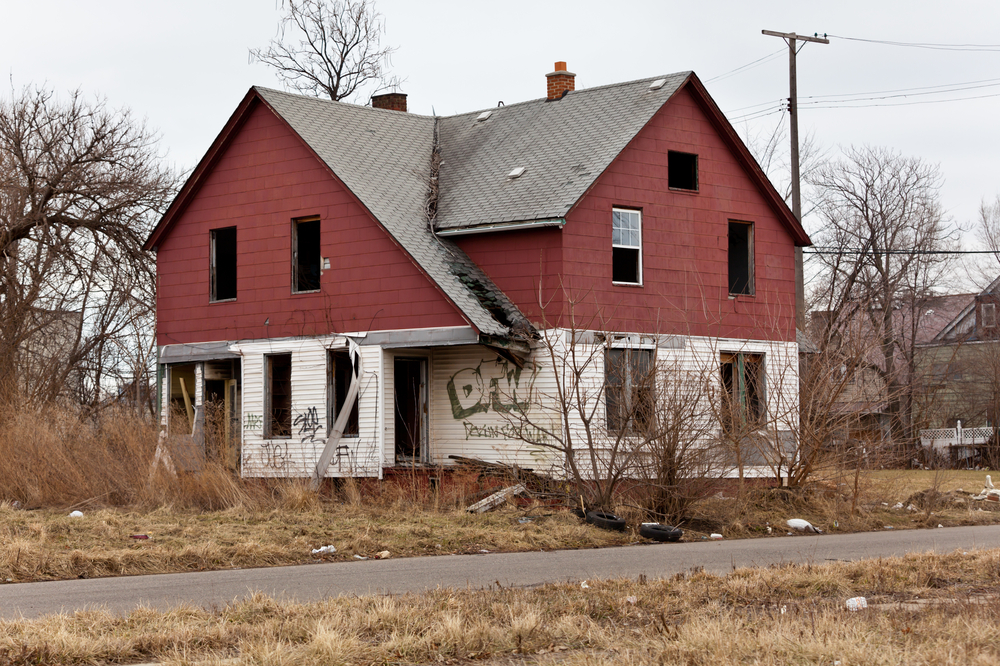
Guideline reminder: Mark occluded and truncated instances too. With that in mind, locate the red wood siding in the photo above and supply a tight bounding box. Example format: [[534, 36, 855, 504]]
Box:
[[453, 227, 564, 325], [556, 84, 797, 341], [155, 102, 465, 345]]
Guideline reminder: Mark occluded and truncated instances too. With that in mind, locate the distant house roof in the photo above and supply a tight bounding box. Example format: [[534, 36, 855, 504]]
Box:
[[931, 275, 1000, 343], [146, 71, 810, 339]]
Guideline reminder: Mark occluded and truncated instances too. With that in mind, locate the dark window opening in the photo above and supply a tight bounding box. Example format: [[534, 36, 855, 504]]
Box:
[[266, 354, 292, 438], [606, 347, 655, 434], [720, 352, 765, 431], [728, 221, 754, 295], [668, 151, 698, 191], [394, 357, 427, 462], [612, 208, 642, 284], [211, 227, 237, 301], [293, 217, 321, 292], [328, 350, 359, 437], [983, 302, 997, 328]]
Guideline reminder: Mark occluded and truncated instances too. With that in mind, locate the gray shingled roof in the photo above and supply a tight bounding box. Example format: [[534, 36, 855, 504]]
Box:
[[435, 72, 690, 230], [255, 73, 690, 336], [256, 87, 522, 337]]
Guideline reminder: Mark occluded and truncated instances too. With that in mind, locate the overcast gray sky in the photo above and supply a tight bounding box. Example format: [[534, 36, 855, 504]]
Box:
[[4, 0, 999, 278]]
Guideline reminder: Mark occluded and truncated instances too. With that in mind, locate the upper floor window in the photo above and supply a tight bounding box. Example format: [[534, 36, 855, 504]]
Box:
[[210, 227, 237, 302], [983, 302, 997, 328], [668, 151, 698, 191], [293, 216, 321, 293], [612, 208, 642, 285], [728, 220, 754, 296]]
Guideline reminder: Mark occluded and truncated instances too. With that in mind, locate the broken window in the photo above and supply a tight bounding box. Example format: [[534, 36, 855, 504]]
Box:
[[728, 220, 754, 296], [983, 302, 997, 328], [265, 353, 292, 438], [668, 151, 698, 191], [606, 347, 655, 434], [328, 350, 359, 437], [210, 227, 237, 301], [720, 352, 765, 431], [612, 208, 642, 284], [293, 217, 321, 293]]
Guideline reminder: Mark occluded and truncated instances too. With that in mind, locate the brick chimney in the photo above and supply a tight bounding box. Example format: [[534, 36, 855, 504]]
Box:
[[371, 92, 407, 112], [546, 61, 576, 100]]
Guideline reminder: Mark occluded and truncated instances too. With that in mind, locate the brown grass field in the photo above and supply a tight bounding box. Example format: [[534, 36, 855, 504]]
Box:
[[2, 548, 999, 665]]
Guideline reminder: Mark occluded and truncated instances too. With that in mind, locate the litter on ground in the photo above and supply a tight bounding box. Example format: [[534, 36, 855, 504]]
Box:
[[311, 545, 336, 555], [786, 518, 821, 533]]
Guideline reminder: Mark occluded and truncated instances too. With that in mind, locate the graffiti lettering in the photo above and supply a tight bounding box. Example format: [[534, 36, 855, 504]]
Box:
[[261, 441, 288, 469], [294, 406, 322, 443], [244, 413, 263, 431], [463, 421, 550, 444], [447, 358, 536, 420]]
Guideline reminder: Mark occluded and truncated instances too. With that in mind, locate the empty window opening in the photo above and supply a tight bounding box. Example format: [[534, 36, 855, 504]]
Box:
[[328, 350, 359, 437], [394, 357, 427, 463], [266, 354, 292, 438], [728, 221, 754, 296], [211, 227, 237, 301], [612, 208, 642, 284], [668, 151, 698, 191], [605, 347, 655, 434], [720, 352, 765, 431], [983, 302, 997, 328], [293, 217, 321, 293]]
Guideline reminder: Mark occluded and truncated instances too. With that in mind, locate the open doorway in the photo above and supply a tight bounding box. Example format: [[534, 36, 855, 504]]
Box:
[[394, 357, 427, 463]]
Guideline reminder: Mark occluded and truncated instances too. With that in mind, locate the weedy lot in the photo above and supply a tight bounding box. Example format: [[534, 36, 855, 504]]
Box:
[[2, 549, 999, 665]]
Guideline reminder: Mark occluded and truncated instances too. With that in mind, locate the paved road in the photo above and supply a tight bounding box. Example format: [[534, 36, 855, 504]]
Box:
[[2, 524, 1000, 620]]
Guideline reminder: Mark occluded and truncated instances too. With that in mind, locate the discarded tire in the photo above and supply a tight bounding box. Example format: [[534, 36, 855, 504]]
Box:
[[639, 523, 683, 542], [586, 510, 627, 532]]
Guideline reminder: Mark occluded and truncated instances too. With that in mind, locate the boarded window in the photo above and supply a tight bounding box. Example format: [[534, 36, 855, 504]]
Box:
[[606, 347, 655, 434], [266, 354, 292, 438], [728, 221, 754, 295], [293, 217, 321, 292], [668, 151, 698, 191], [211, 227, 237, 301], [720, 351, 765, 431], [983, 302, 996, 328], [328, 350, 359, 437], [612, 208, 642, 284]]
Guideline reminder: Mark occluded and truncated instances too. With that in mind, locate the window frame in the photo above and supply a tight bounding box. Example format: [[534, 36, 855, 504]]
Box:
[[264, 353, 292, 439], [720, 351, 766, 432], [327, 349, 360, 438], [210, 226, 237, 302], [611, 207, 643, 286], [605, 343, 656, 435], [728, 220, 755, 297], [292, 216, 322, 294], [983, 302, 997, 328], [667, 151, 699, 192]]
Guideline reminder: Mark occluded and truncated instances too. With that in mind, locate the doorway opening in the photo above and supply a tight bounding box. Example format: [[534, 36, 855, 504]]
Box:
[[394, 357, 427, 463]]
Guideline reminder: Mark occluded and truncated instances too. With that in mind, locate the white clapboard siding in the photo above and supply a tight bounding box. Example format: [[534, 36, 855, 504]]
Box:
[[232, 337, 381, 478]]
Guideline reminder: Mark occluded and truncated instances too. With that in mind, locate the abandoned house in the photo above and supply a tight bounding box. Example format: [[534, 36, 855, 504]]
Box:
[[144, 62, 811, 480]]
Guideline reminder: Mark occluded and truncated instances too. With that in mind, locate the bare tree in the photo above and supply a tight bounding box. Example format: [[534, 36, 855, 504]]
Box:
[[0, 87, 176, 409], [809, 145, 957, 452], [251, 0, 401, 102]]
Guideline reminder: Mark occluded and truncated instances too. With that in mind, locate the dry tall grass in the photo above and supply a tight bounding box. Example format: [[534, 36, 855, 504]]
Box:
[[3, 549, 1000, 664]]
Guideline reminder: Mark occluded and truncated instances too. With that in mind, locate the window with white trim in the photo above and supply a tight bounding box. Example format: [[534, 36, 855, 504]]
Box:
[[612, 208, 642, 284]]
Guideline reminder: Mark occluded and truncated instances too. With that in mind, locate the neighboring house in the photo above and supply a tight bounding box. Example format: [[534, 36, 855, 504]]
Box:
[[144, 63, 811, 480], [918, 277, 1000, 430]]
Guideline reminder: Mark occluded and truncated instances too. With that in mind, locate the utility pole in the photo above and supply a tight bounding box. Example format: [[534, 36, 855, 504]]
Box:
[[762, 30, 828, 331]]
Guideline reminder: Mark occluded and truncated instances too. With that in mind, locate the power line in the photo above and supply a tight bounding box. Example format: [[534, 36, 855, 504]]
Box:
[[827, 34, 1000, 52], [705, 48, 786, 83], [805, 248, 998, 255]]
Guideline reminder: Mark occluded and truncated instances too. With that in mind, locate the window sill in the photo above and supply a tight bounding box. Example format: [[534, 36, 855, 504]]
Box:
[[728, 293, 755, 299], [210, 297, 237, 304], [668, 187, 699, 194], [612, 281, 644, 288], [291, 289, 322, 295]]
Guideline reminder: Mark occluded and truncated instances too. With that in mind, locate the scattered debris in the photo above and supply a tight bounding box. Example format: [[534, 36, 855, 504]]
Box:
[[69, 510, 84, 518], [846, 596, 868, 611], [625, 596, 637, 605], [466, 484, 526, 513], [786, 519, 821, 533], [10, 501, 21, 510], [375, 550, 391, 559], [311, 545, 336, 556], [883, 526, 894, 530], [709, 533, 723, 540], [971, 474, 1000, 502], [353, 555, 368, 560], [478, 549, 490, 554], [517, 517, 533, 524], [907, 504, 917, 512], [129, 534, 149, 540], [938, 524, 944, 528], [580, 580, 590, 589], [892, 502, 904, 510]]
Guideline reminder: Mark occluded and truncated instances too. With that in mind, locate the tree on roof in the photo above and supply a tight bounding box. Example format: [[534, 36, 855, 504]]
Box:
[[250, 0, 401, 103]]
